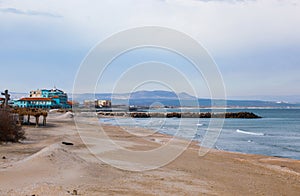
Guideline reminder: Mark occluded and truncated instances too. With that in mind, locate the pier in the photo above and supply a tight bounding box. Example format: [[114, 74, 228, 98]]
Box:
[[12, 108, 48, 127]]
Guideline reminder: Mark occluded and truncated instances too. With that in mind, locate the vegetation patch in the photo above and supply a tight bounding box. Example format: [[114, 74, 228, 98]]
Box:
[[0, 109, 25, 142]]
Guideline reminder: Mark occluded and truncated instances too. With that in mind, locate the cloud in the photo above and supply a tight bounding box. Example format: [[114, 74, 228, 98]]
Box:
[[0, 0, 300, 97], [195, 0, 254, 2], [0, 7, 62, 18]]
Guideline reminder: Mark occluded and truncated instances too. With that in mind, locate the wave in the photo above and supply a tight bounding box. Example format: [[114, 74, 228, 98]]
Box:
[[197, 123, 204, 126], [236, 129, 265, 136]]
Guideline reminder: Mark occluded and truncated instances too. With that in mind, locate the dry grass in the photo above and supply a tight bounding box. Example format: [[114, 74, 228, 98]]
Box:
[[0, 108, 24, 142]]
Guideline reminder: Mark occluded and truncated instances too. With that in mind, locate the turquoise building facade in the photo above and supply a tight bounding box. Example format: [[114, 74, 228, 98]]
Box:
[[14, 88, 71, 109]]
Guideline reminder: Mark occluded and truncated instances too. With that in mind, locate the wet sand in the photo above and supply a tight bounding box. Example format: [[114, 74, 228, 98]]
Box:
[[0, 114, 300, 195]]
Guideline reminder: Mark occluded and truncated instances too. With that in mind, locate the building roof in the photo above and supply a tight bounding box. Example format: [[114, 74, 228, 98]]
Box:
[[50, 88, 64, 93], [0, 98, 5, 101], [67, 101, 74, 105], [20, 97, 53, 101]]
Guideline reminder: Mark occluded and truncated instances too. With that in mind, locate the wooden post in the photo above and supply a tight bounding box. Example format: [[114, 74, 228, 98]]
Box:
[[42, 111, 47, 126], [18, 115, 23, 126], [35, 115, 40, 127], [27, 114, 30, 125], [43, 115, 46, 126]]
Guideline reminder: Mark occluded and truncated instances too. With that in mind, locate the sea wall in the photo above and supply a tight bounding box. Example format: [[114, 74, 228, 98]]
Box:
[[97, 112, 261, 119]]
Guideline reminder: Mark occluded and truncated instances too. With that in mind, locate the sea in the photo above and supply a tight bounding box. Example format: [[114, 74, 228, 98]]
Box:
[[100, 108, 300, 160]]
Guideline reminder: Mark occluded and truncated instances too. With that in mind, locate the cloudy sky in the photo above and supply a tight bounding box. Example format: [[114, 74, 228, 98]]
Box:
[[0, 0, 299, 101]]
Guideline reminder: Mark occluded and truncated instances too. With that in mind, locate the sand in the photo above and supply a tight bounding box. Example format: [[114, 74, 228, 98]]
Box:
[[0, 114, 300, 195]]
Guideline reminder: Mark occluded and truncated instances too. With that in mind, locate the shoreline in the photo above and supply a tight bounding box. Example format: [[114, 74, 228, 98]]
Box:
[[0, 114, 300, 195], [99, 115, 300, 161]]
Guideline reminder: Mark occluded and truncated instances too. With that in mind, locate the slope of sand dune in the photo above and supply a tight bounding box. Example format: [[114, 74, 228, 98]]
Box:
[[0, 144, 86, 195], [0, 115, 300, 195], [54, 111, 74, 119]]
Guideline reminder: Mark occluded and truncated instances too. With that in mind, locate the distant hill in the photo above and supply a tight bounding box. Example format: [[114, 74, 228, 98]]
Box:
[[70, 90, 300, 108], [128, 90, 197, 100], [9, 92, 28, 100]]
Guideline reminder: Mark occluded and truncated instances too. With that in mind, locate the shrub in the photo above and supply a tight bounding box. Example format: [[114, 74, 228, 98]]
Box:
[[0, 109, 25, 142]]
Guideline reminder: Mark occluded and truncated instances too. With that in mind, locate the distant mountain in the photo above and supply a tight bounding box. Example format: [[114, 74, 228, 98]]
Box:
[[70, 90, 300, 108], [129, 90, 177, 99], [8, 92, 28, 100], [128, 90, 196, 100], [72, 90, 197, 100], [178, 92, 197, 100]]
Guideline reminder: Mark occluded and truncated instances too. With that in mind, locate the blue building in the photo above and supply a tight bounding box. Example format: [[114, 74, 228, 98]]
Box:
[[14, 88, 71, 109]]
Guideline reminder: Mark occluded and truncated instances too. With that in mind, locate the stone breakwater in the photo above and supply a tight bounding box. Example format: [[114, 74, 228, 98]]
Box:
[[97, 112, 262, 119]]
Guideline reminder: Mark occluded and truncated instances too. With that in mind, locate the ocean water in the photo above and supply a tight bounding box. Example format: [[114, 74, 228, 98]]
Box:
[[100, 109, 300, 160]]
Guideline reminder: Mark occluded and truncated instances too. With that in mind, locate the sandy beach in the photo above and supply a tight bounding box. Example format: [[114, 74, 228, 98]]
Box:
[[0, 113, 300, 195]]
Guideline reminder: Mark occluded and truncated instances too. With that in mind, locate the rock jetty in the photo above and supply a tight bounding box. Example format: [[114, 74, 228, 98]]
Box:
[[97, 112, 261, 119]]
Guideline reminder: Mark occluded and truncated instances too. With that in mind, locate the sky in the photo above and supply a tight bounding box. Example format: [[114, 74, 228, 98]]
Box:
[[0, 0, 300, 102]]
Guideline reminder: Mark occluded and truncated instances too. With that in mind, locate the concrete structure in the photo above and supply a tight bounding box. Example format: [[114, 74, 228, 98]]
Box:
[[83, 100, 95, 108], [96, 100, 111, 108], [84, 99, 112, 108], [14, 87, 71, 109]]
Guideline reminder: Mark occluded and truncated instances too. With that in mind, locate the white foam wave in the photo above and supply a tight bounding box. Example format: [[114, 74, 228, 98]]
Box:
[[236, 129, 264, 136]]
